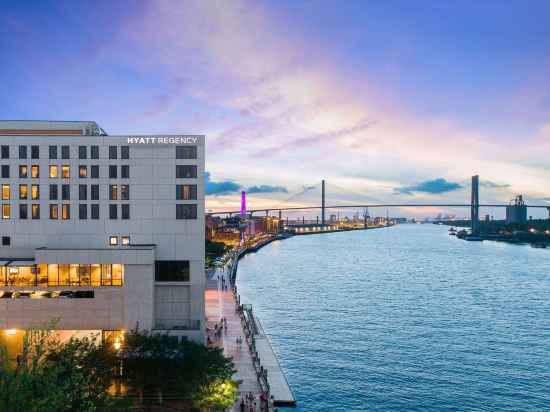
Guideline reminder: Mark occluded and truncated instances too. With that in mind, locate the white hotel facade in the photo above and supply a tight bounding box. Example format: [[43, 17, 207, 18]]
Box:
[[0, 121, 205, 343]]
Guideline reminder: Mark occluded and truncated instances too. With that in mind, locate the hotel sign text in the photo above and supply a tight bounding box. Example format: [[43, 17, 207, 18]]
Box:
[[127, 136, 198, 145]]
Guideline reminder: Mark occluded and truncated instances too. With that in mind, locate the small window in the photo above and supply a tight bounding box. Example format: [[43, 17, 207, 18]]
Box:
[[91, 204, 100, 219], [176, 204, 197, 219], [121, 236, 130, 246], [91, 145, 99, 159], [176, 165, 197, 178], [49, 165, 58, 178], [79, 204, 87, 220], [61, 184, 70, 200], [31, 165, 39, 178], [176, 184, 197, 200], [61, 165, 70, 178], [2, 184, 9, 200], [91, 184, 99, 200], [78, 146, 87, 159], [121, 185, 129, 200], [1, 165, 9, 178], [61, 145, 70, 159], [19, 165, 28, 178], [109, 185, 118, 200], [2, 236, 10, 246], [49, 184, 58, 200], [79, 184, 87, 200], [1, 146, 9, 159], [121, 146, 129, 159], [109, 146, 117, 159], [62, 204, 70, 220], [49, 204, 58, 220], [109, 236, 118, 246], [31, 145, 39, 159], [109, 204, 117, 219], [31, 184, 39, 200], [109, 165, 117, 179], [32, 204, 40, 219], [19, 185, 28, 200], [121, 165, 129, 178], [79, 165, 87, 178], [19, 204, 28, 219], [2, 204, 10, 219], [19, 145, 27, 159], [176, 145, 197, 159], [121, 204, 130, 220], [91, 165, 99, 178], [49, 146, 57, 159]]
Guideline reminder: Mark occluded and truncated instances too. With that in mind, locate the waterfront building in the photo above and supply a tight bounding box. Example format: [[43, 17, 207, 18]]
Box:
[[506, 195, 527, 224], [0, 121, 205, 343], [284, 223, 338, 234]]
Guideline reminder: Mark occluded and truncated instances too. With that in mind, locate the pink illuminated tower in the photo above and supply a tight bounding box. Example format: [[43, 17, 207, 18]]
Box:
[[240, 191, 247, 217]]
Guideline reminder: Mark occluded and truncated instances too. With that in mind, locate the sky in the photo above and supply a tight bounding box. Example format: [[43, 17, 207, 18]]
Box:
[[1, 0, 549, 217]]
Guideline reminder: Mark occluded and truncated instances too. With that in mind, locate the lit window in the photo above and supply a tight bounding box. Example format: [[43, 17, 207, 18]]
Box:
[[79, 165, 87, 178], [19, 185, 28, 200], [109, 236, 118, 246], [49, 165, 58, 178], [62, 204, 70, 220], [19, 165, 27, 178], [31, 185, 39, 200], [31, 165, 39, 178], [109, 185, 118, 200], [61, 165, 70, 178], [31, 204, 40, 219], [121, 185, 129, 200], [2, 184, 9, 201], [121, 236, 130, 246], [2, 204, 10, 219], [49, 204, 58, 220]]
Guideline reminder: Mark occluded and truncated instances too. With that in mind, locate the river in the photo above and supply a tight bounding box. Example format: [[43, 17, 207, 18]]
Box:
[[235, 224, 550, 411]]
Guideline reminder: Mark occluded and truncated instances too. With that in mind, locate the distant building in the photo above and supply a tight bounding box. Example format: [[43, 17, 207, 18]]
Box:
[[506, 195, 527, 224]]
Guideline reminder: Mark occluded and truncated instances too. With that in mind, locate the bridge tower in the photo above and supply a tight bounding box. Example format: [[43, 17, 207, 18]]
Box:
[[471, 175, 480, 235], [321, 179, 326, 226]]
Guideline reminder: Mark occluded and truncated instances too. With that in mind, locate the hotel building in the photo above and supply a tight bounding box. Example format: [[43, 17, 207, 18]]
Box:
[[0, 120, 205, 343]]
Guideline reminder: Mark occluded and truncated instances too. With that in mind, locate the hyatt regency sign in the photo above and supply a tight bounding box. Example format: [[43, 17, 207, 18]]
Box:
[[127, 136, 198, 145]]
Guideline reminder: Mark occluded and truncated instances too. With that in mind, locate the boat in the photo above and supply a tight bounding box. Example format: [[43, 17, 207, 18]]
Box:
[[449, 227, 457, 236]]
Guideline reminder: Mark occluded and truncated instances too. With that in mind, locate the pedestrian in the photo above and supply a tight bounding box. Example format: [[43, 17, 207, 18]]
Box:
[[240, 396, 245, 412]]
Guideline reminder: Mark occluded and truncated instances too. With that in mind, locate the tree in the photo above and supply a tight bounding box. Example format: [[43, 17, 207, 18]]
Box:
[[193, 379, 239, 411]]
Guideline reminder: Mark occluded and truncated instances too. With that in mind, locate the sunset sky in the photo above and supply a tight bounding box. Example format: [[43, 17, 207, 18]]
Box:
[[2, 0, 549, 217]]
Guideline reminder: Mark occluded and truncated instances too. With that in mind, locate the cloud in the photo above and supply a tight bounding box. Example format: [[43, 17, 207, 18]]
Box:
[[205, 172, 241, 195], [247, 185, 288, 194], [394, 178, 462, 195], [480, 180, 510, 189]]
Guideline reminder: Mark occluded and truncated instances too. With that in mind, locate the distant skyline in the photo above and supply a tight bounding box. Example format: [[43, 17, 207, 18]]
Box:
[[2, 0, 550, 217]]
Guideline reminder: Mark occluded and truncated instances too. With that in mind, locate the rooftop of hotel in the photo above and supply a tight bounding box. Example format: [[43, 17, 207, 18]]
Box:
[[0, 120, 106, 136]]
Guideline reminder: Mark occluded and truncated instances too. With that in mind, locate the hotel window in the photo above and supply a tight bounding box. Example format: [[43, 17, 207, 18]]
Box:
[[121, 165, 129, 178], [121, 236, 130, 246], [176, 204, 197, 220], [2, 184, 9, 200], [91, 184, 99, 200], [19, 145, 27, 159], [155, 261, 190, 282], [49, 184, 58, 200], [91, 145, 99, 159], [19, 165, 28, 178], [121, 184, 129, 200], [109, 185, 118, 200], [61, 165, 70, 178], [109, 236, 118, 246], [2, 236, 10, 246], [49, 165, 58, 178], [1, 165, 9, 178], [61, 145, 70, 159], [176, 184, 197, 200], [61, 184, 70, 200], [31, 184, 39, 200], [31, 204, 40, 219], [91, 165, 99, 178], [109, 165, 117, 179], [49, 204, 58, 220], [79, 204, 87, 220], [1, 146, 9, 159], [31, 165, 39, 178], [109, 146, 117, 159], [78, 146, 87, 159], [109, 204, 117, 219], [19, 185, 28, 200], [91, 204, 100, 219], [79, 165, 87, 178], [2, 204, 10, 219], [49, 145, 57, 159], [121, 204, 130, 220], [79, 184, 87, 200], [176, 165, 197, 178], [19, 204, 28, 219], [62, 204, 70, 220], [176, 145, 197, 159], [31, 145, 39, 159], [121, 146, 129, 159]]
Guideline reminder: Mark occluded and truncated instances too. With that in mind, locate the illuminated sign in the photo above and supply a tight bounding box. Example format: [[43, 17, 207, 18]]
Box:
[[127, 136, 198, 145]]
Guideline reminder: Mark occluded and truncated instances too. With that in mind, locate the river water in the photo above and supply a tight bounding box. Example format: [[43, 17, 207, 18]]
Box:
[[235, 224, 550, 411]]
